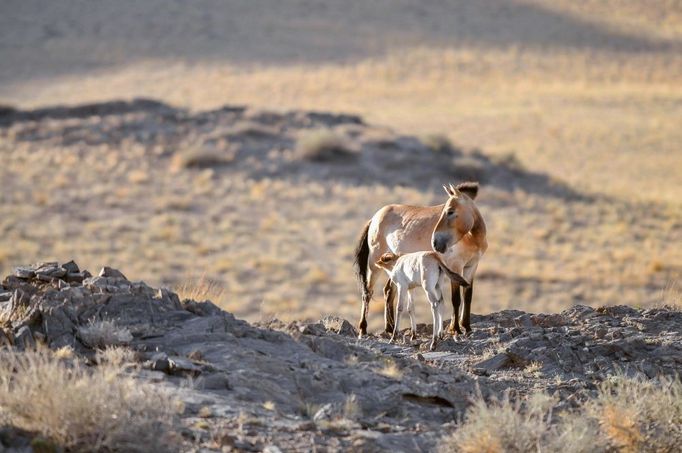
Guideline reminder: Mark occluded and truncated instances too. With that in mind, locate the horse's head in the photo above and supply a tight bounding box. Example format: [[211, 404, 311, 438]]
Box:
[[432, 182, 479, 253]]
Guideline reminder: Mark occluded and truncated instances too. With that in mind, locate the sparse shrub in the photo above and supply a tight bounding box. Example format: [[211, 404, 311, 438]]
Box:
[[493, 151, 526, 172], [226, 120, 279, 138], [0, 350, 178, 452], [78, 320, 132, 349], [295, 129, 356, 162], [588, 375, 682, 453], [95, 346, 137, 367], [452, 156, 488, 181], [442, 392, 605, 453], [170, 148, 234, 171], [422, 134, 459, 155], [174, 275, 225, 305], [443, 376, 681, 453]]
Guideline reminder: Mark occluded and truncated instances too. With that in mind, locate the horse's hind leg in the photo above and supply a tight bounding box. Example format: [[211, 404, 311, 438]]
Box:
[[383, 279, 396, 335], [448, 281, 463, 336], [462, 280, 474, 335], [358, 266, 380, 338]]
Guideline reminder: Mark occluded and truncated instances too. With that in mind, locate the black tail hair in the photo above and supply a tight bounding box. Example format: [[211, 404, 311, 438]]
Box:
[[354, 221, 371, 297]]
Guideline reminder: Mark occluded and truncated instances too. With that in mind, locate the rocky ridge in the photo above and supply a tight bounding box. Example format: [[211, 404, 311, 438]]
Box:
[[1, 262, 681, 451]]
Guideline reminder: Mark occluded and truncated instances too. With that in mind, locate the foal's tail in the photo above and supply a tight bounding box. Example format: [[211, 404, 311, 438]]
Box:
[[435, 255, 470, 287], [354, 220, 371, 297]]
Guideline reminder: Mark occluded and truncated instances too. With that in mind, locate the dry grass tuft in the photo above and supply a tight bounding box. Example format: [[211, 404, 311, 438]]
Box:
[[377, 361, 403, 379], [443, 392, 604, 453], [295, 129, 356, 162], [589, 375, 682, 453], [78, 320, 133, 349], [444, 376, 682, 453], [659, 281, 682, 310], [95, 346, 138, 367], [0, 350, 178, 452], [343, 393, 361, 421], [53, 346, 74, 360], [174, 275, 226, 305]]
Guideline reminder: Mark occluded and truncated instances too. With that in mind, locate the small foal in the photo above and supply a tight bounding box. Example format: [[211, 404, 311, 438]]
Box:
[[375, 251, 469, 350]]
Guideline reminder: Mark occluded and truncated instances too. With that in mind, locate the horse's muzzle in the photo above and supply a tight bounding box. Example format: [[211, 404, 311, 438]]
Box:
[[432, 235, 448, 253]]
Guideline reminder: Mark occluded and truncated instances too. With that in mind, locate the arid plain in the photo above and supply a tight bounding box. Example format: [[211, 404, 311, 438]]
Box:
[[1, 0, 681, 331]]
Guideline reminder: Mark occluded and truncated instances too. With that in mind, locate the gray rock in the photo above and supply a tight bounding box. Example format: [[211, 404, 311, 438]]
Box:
[[14, 325, 36, 350], [473, 352, 511, 371], [321, 315, 357, 337], [61, 260, 80, 273], [299, 322, 326, 336], [13, 267, 35, 279], [98, 266, 128, 280]]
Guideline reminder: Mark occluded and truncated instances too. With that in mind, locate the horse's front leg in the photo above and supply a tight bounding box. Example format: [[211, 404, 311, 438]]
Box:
[[461, 279, 474, 335], [448, 281, 463, 336], [383, 279, 396, 335]]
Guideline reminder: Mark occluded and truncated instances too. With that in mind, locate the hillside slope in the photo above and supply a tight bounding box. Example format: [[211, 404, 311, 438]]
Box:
[[2, 262, 681, 450]]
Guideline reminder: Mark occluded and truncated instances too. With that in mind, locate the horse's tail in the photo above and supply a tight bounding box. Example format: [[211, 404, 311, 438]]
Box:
[[354, 220, 372, 297], [435, 255, 470, 287]]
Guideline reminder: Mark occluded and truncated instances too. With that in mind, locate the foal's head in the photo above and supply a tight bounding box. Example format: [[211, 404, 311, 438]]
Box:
[[432, 182, 479, 253], [375, 252, 399, 270]]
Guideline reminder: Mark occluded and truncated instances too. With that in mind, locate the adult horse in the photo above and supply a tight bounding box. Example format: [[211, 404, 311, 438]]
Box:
[[354, 182, 487, 338]]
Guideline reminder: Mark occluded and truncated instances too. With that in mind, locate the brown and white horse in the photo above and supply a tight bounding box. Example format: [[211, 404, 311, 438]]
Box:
[[354, 182, 487, 338]]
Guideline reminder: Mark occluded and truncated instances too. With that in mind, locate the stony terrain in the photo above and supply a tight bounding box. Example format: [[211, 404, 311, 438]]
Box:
[[2, 262, 680, 451]]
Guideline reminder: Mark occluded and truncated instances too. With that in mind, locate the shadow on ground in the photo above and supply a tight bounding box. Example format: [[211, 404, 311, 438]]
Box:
[[0, 99, 586, 200]]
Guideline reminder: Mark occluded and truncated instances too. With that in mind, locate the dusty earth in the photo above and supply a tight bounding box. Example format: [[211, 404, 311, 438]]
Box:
[[1, 100, 680, 331], [2, 262, 681, 451]]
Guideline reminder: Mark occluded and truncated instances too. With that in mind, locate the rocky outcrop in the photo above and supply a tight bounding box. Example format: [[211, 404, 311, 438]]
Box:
[[1, 262, 681, 451]]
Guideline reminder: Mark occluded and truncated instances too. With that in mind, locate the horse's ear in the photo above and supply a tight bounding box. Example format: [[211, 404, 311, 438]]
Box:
[[444, 183, 461, 197], [456, 182, 479, 200]]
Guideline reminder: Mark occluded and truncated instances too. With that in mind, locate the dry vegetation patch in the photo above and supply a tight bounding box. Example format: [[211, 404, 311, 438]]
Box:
[[0, 350, 178, 452], [443, 376, 682, 453], [295, 129, 357, 162], [77, 320, 133, 349]]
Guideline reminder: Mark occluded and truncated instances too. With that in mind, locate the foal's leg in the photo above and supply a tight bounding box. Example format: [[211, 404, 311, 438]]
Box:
[[407, 290, 417, 341], [390, 288, 406, 344], [425, 289, 441, 351], [383, 279, 396, 335], [448, 281, 463, 336], [461, 279, 474, 335]]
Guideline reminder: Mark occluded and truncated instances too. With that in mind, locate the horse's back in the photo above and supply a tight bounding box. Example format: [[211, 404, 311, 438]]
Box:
[[369, 203, 443, 255]]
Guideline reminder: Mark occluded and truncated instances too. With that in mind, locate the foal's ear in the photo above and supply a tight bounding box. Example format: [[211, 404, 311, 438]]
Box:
[[378, 252, 397, 263], [456, 182, 479, 200]]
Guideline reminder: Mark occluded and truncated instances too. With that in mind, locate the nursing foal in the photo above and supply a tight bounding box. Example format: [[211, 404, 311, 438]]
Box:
[[354, 182, 487, 338], [375, 251, 469, 350]]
